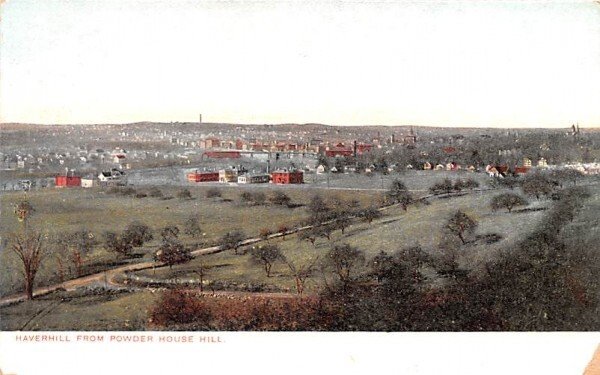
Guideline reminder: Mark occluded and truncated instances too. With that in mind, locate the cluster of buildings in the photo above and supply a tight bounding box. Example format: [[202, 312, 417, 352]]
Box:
[[54, 169, 127, 188], [186, 168, 304, 185]]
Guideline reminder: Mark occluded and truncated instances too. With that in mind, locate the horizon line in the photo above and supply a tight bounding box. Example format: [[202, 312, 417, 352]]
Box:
[[1, 121, 599, 130]]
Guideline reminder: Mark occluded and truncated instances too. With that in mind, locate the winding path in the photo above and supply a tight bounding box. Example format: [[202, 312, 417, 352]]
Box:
[[0, 188, 489, 307]]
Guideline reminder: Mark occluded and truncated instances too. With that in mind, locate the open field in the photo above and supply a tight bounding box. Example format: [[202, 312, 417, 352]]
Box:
[[128, 167, 491, 192], [0, 288, 157, 331], [1, 178, 598, 330], [135, 187, 549, 293], [0, 185, 384, 296]]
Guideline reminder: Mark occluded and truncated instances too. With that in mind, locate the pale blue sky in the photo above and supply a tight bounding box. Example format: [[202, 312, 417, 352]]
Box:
[[1, 0, 599, 127]]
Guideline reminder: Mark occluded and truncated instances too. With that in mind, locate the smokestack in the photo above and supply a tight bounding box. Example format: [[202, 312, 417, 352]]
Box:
[[199, 113, 202, 123]]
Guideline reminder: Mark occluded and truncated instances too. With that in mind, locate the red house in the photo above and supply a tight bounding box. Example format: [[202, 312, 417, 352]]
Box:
[[325, 146, 353, 157], [55, 175, 81, 187], [187, 171, 219, 182], [271, 170, 303, 184], [513, 166, 530, 176]]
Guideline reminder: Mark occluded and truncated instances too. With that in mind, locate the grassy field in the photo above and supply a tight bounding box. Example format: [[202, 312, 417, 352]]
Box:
[[2, 177, 597, 331], [0, 186, 383, 296], [136, 188, 550, 294], [0, 288, 157, 331]]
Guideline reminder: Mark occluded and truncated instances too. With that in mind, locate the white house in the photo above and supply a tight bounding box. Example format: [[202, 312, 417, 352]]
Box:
[[237, 174, 270, 184], [81, 177, 95, 188], [113, 154, 126, 164], [98, 169, 127, 186]]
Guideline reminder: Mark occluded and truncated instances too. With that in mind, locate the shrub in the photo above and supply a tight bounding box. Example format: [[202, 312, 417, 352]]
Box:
[[122, 221, 153, 247], [490, 193, 529, 213], [148, 187, 163, 198], [177, 189, 192, 200], [270, 191, 292, 206], [149, 289, 211, 327], [429, 179, 454, 195], [206, 188, 222, 198], [183, 215, 202, 237], [259, 228, 272, 240], [154, 238, 192, 268], [149, 293, 339, 330]]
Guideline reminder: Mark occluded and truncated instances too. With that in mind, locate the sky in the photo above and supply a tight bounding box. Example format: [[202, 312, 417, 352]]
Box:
[[1, 0, 599, 128]]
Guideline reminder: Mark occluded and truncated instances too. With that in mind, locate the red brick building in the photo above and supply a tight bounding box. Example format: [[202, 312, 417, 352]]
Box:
[[325, 147, 353, 157], [356, 143, 373, 155], [187, 171, 219, 182], [271, 170, 303, 184], [55, 175, 81, 187]]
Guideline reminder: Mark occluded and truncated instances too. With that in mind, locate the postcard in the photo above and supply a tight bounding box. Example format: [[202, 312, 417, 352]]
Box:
[[1, 1, 599, 374]]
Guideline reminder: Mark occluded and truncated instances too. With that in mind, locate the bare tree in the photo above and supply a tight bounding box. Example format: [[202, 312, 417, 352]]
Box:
[[10, 232, 46, 300], [298, 227, 318, 246], [160, 225, 180, 242], [192, 263, 209, 292], [359, 206, 382, 224], [13, 200, 35, 228], [249, 244, 283, 277], [283, 256, 319, 296], [103, 231, 134, 258], [324, 244, 366, 288], [332, 213, 352, 234], [123, 221, 154, 247], [60, 229, 98, 277], [307, 194, 331, 223], [446, 210, 478, 245]]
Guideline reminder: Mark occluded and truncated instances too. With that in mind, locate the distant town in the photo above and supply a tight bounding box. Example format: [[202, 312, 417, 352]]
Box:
[[1, 122, 598, 191]]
